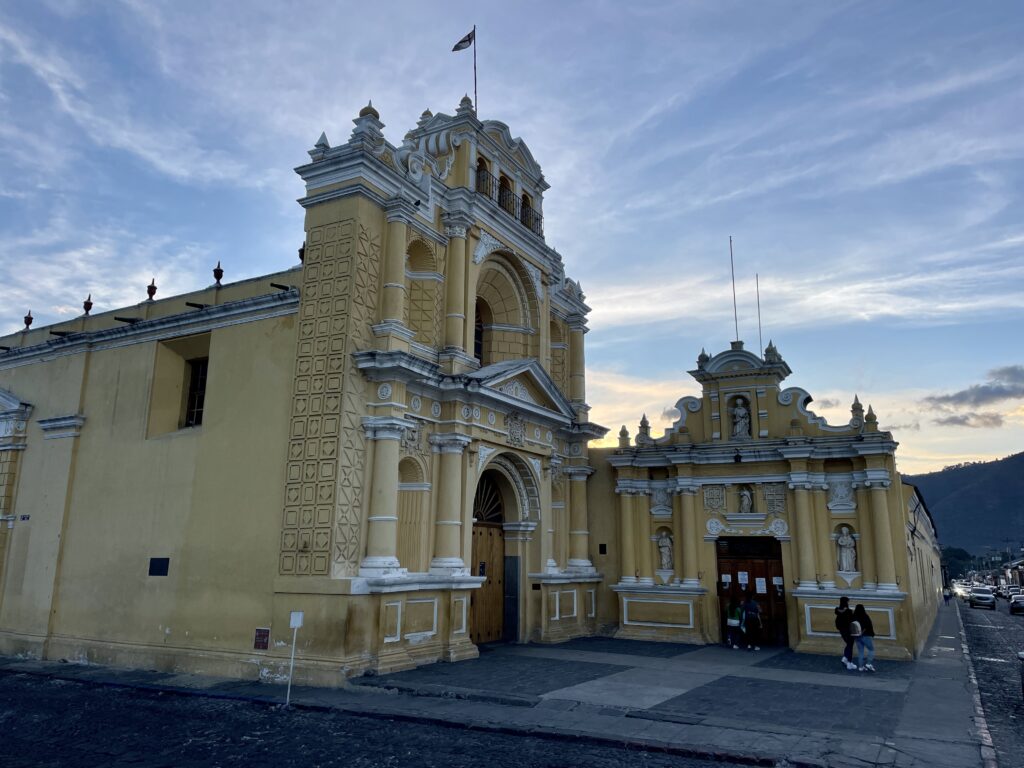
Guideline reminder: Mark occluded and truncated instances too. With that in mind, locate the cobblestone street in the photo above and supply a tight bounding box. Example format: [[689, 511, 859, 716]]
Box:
[[960, 597, 1024, 767], [0, 673, 724, 768]]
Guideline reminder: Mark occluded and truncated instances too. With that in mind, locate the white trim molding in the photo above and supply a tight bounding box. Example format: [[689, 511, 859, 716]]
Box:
[[38, 414, 86, 440]]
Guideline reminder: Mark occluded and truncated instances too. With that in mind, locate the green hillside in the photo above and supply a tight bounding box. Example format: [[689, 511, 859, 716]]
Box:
[[903, 451, 1024, 555]]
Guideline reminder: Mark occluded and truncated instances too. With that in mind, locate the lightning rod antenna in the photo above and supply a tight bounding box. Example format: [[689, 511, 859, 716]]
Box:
[[729, 236, 739, 342], [756, 272, 763, 355]]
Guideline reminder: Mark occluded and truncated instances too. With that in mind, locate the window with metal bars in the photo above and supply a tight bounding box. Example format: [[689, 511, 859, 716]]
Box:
[[183, 357, 209, 427]]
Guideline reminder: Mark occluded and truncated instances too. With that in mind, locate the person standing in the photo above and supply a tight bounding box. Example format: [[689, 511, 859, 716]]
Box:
[[835, 596, 856, 670], [742, 594, 762, 651], [724, 598, 743, 649], [853, 604, 876, 672], [942, 587, 951, 606]]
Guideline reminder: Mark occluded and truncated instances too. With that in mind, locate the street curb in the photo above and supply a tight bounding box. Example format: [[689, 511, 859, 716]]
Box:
[[954, 601, 1000, 768], [0, 661, 813, 767]]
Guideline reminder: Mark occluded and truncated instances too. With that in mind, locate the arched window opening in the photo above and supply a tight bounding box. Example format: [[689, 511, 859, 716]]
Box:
[[498, 175, 515, 215], [520, 191, 533, 227], [476, 156, 495, 199], [474, 298, 492, 364]]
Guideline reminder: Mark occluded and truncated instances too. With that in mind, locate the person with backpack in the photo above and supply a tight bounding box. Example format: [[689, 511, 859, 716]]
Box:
[[724, 598, 743, 649], [742, 594, 763, 651], [853, 604, 876, 672], [835, 596, 856, 670]]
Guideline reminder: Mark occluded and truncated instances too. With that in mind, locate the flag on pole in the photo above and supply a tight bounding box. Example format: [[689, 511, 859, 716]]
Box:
[[452, 29, 475, 51]]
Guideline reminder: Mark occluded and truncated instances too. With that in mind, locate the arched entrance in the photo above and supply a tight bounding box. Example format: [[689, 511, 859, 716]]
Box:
[[470, 471, 505, 644], [469, 455, 539, 645]]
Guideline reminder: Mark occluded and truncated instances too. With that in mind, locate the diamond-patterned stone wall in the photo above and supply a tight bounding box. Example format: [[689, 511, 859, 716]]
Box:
[[279, 219, 381, 577]]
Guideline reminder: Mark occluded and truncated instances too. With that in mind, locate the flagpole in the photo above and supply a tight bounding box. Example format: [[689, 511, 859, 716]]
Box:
[[473, 24, 478, 114]]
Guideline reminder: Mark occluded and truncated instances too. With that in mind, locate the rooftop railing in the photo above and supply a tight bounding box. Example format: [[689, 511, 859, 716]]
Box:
[[475, 168, 544, 238]]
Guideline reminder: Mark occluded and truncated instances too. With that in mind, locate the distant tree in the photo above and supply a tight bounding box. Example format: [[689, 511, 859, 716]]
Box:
[[941, 546, 974, 578]]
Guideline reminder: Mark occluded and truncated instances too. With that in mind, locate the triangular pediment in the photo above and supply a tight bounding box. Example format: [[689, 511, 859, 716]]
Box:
[[0, 388, 31, 414], [466, 359, 575, 420]]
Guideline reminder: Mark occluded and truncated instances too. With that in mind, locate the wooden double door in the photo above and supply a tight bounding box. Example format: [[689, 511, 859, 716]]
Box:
[[469, 523, 505, 645], [716, 537, 789, 647]]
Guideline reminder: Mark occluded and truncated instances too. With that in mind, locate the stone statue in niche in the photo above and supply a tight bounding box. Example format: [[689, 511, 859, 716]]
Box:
[[837, 526, 857, 572], [738, 487, 753, 514], [656, 531, 673, 571], [732, 398, 750, 439]]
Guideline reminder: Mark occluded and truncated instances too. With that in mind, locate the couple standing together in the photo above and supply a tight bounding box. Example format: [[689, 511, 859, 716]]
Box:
[[834, 596, 876, 672]]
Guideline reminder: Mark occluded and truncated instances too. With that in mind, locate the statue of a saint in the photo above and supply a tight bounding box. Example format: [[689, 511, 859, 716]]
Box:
[[656, 531, 673, 571], [739, 488, 753, 514], [837, 526, 857, 572], [732, 398, 750, 438]]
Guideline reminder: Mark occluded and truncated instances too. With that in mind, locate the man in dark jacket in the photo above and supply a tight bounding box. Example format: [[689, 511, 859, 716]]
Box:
[[834, 596, 856, 670]]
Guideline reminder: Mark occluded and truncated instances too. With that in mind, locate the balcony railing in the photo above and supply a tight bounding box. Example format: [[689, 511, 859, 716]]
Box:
[[475, 168, 544, 238]]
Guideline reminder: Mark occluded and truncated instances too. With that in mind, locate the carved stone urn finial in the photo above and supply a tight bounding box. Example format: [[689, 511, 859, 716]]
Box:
[[83, 294, 93, 316], [23, 310, 32, 330], [213, 261, 224, 287], [146, 278, 157, 301]]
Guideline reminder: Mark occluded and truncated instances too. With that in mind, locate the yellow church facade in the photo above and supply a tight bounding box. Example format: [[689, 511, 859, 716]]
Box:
[[586, 341, 942, 659], [0, 100, 940, 683]]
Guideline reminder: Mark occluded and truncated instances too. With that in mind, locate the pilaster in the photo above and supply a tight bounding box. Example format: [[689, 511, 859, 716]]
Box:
[[360, 416, 410, 577], [428, 433, 472, 576], [564, 465, 595, 574]]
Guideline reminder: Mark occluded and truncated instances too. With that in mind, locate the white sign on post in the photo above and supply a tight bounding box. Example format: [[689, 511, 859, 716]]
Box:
[[285, 610, 304, 706]]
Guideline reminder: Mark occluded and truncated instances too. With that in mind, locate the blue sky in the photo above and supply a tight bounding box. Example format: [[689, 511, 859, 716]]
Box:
[[1, 1, 1022, 473]]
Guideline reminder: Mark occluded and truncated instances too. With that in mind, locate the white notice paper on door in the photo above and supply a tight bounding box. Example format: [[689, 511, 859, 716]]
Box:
[[738, 571, 749, 585], [755, 577, 767, 594]]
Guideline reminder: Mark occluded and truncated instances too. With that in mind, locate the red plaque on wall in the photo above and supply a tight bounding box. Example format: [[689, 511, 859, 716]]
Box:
[[254, 627, 270, 650]]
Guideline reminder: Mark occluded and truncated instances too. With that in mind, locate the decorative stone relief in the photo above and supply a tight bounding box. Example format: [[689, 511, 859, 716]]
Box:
[[478, 445, 496, 472], [461, 405, 472, 420], [401, 421, 424, 456], [545, 430, 552, 442], [523, 260, 543, 300], [431, 402, 442, 418], [703, 485, 725, 513], [650, 488, 671, 516], [497, 379, 536, 404], [706, 518, 726, 536], [528, 457, 542, 482], [473, 406, 481, 419], [506, 412, 525, 446], [377, 383, 392, 400], [487, 411, 496, 425], [410, 396, 422, 413], [763, 484, 786, 515], [533, 427, 541, 440], [768, 518, 789, 537], [827, 478, 856, 511], [473, 231, 504, 264]]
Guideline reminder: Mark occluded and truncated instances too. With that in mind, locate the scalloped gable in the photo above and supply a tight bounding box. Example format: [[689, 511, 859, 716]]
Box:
[[480, 121, 544, 180], [466, 358, 575, 419]]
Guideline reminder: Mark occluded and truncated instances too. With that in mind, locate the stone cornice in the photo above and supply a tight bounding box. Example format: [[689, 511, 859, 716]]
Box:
[[38, 414, 86, 440], [0, 291, 299, 371]]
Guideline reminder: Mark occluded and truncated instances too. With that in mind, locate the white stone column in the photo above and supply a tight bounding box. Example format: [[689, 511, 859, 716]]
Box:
[[869, 481, 899, 591], [679, 488, 700, 587], [360, 417, 409, 577], [428, 433, 472, 576], [565, 465, 595, 573]]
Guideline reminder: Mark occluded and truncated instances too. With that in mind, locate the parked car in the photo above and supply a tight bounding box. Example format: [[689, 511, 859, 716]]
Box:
[[1008, 586, 1021, 598], [969, 587, 996, 610]]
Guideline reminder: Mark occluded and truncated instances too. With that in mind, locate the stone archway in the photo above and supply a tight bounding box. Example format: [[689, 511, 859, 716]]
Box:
[[469, 451, 540, 645]]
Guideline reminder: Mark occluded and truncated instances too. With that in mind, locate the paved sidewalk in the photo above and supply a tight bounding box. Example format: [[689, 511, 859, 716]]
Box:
[[0, 604, 987, 768]]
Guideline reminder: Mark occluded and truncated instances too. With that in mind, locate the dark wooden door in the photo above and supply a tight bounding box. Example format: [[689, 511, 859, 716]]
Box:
[[470, 523, 504, 645], [716, 537, 788, 647]]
